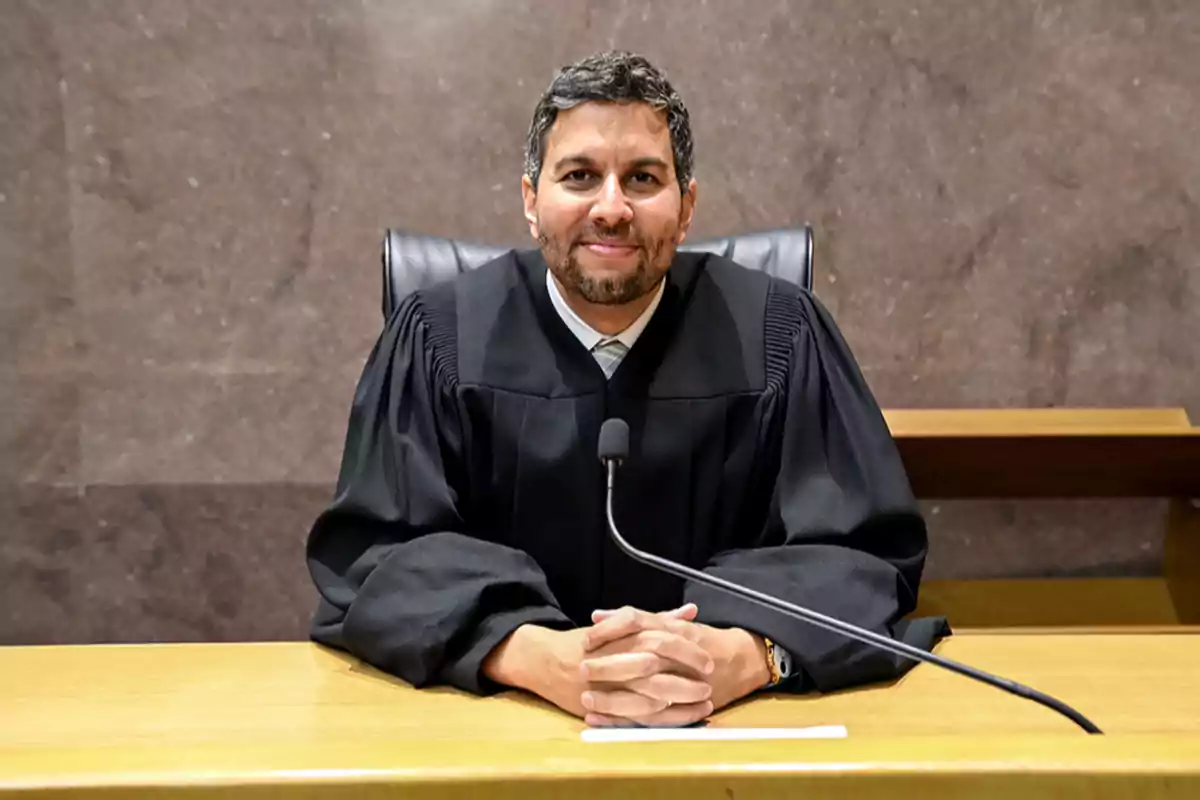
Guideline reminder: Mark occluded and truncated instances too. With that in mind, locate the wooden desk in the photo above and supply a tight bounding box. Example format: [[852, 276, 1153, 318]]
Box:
[[3, 635, 1199, 798], [883, 408, 1200, 627]]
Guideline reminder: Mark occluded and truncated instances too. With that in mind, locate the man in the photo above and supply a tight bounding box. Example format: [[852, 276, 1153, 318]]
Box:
[[306, 51, 947, 728]]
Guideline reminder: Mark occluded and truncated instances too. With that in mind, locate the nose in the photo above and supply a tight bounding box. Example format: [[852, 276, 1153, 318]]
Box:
[[589, 174, 634, 228]]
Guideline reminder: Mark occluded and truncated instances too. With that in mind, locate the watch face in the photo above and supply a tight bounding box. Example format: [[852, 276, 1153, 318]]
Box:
[[774, 645, 793, 679]]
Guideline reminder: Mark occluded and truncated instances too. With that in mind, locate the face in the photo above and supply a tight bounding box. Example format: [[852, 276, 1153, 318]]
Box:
[[522, 102, 697, 306]]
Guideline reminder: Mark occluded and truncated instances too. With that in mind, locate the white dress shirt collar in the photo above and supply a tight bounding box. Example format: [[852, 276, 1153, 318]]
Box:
[[545, 268, 665, 352]]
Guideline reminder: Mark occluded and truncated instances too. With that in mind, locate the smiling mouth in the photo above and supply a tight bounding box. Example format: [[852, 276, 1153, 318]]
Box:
[[580, 242, 639, 257]]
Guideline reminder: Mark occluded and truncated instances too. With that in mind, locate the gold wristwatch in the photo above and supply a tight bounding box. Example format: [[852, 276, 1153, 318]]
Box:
[[762, 636, 793, 688]]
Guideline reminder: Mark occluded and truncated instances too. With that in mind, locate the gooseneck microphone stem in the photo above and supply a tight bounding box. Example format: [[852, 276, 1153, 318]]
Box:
[[603, 459, 1102, 735]]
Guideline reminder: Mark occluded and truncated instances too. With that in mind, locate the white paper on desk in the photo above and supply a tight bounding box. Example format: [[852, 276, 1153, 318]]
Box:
[[581, 725, 847, 743]]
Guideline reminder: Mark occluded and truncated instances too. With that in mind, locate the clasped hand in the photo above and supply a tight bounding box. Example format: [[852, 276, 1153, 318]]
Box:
[[483, 603, 770, 727], [578, 603, 716, 727]]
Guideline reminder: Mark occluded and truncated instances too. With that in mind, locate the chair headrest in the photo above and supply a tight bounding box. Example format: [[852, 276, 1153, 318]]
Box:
[[381, 226, 814, 319]]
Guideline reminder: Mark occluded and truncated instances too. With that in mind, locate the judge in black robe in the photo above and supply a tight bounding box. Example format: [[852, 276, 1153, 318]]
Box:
[[306, 246, 947, 697], [306, 50, 947, 725]]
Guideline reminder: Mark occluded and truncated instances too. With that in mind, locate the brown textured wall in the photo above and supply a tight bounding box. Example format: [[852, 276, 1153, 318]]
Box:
[[2, 0, 1197, 643]]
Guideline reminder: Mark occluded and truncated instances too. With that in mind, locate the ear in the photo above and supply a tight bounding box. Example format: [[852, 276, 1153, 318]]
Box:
[[521, 174, 539, 241], [675, 178, 698, 245]]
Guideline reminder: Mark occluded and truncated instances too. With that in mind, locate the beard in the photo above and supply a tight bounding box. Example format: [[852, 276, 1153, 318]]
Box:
[[538, 222, 673, 306]]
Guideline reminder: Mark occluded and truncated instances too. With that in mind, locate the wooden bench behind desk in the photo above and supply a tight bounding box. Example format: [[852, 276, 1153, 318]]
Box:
[[884, 408, 1200, 628]]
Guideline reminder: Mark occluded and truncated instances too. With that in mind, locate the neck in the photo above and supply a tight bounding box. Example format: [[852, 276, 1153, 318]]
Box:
[[553, 275, 659, 336]]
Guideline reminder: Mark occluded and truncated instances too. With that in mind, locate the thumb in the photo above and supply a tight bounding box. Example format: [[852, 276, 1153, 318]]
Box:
[[667, 602, 699, 621], [591, 603, 697, 623]]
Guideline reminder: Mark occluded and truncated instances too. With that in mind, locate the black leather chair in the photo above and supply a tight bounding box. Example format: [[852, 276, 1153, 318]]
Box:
[[380, 226, 814, 319]]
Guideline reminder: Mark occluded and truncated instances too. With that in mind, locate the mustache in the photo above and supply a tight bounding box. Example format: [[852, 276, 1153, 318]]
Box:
[[574, 225, 643, 247]]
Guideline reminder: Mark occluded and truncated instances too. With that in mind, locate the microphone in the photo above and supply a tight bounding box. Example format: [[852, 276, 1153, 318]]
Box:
[[596, 418, 1102, 734]]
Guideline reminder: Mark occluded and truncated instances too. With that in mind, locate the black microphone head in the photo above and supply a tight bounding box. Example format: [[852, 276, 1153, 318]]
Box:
[[598, 418, 630, 463]]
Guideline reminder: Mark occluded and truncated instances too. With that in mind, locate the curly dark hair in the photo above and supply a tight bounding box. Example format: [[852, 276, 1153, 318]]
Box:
[[523, 51, 694, 194]]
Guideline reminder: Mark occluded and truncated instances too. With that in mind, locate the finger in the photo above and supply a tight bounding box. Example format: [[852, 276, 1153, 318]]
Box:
[[623, 673, 712, 705], [584, 712, 639, 728], [587, 700, 714, 729], [589, 604, 696, 623], [629, 700, 713, 728], [585, 631, 713, 676], [652, 617, 709, 646], [591, 603, 696, 624], [585, 606, 702, 651], [649, 629, 711, 673], [669, 603, 699, 622], [583, 607, 656, 651], [580, 651, 666, 683], [582, 688, 669, 717]]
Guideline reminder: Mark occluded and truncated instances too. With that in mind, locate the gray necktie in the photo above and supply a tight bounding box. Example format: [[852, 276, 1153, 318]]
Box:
[[592, 340, 629, 379]]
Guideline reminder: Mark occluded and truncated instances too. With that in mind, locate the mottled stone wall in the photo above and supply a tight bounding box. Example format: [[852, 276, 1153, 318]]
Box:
[[3, 0, 1197, 642]]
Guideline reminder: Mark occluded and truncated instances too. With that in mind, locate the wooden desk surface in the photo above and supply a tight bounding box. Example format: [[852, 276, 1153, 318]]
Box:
[[3, 633, 1200, 798]]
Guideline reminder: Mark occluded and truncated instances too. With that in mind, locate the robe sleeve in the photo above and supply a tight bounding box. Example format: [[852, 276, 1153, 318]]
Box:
[[684, 288, 950, 694], [305, 294, 572, 694]]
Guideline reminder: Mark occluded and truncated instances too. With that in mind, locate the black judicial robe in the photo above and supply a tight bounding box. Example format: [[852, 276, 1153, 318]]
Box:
[[306, 249, 949, 696]]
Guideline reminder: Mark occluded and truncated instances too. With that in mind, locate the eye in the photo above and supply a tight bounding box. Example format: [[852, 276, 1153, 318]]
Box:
[[629, 172, 661, 186], [562, 169, 595, 184]]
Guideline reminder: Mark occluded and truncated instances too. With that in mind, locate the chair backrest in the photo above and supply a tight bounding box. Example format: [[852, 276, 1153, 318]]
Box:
[[381, 226, 814, 319]]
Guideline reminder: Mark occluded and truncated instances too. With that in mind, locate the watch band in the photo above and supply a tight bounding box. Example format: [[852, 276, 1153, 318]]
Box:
[[762, 635, 782, 687], [762, 636, 793, 688]]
